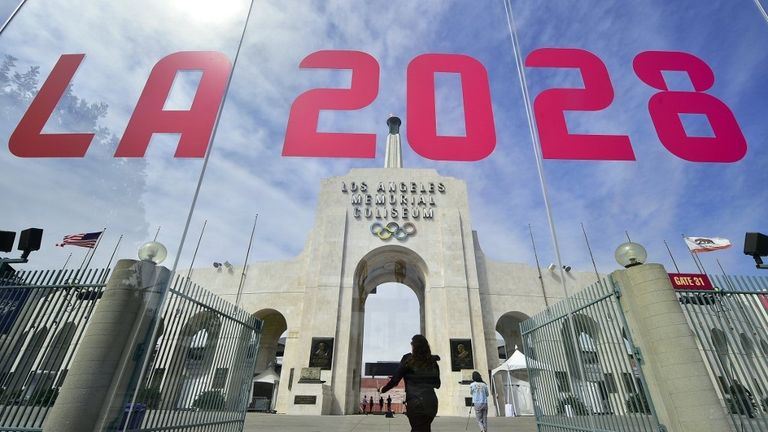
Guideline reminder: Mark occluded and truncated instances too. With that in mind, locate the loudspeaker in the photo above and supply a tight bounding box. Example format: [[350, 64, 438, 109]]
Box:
[[0, 231, 15, 253], [18, 228, 43, 253], [744, 232, 768, 257]]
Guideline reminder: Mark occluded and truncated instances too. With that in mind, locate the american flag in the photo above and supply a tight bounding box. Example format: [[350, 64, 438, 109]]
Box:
[[56, 232, 102, 248]]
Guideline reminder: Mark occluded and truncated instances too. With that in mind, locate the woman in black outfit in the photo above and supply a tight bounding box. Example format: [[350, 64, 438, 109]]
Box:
[[380, 335, 441, 432]]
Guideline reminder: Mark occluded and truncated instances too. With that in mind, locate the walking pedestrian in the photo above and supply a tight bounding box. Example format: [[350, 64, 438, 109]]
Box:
[[386, 395, 392, 413], [470, 371, 489, 432], [368, 395, 374, 414], [379, 396, 384, 413], [380, 335, 441, 432]]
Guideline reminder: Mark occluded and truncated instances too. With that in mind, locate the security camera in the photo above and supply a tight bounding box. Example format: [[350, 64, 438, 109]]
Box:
[[547, 263, 556, 272], [224, 261, 233, 269], [213, 262, 222, 268], [563, 265, 572, 272]]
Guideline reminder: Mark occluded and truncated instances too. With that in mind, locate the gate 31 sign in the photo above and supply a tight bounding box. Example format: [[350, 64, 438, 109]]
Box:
[[8, 49, 746, 163]]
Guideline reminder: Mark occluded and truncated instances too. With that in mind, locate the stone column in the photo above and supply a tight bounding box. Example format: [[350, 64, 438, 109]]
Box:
[[612, 263, 731, 432], [44, 259, 170, 432]]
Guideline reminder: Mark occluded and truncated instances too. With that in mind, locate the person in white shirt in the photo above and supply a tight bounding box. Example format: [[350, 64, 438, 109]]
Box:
[[469, 371, 489, 432]]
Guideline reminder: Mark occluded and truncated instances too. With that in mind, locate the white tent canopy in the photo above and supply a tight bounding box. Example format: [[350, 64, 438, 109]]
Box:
[[490, 349, 548, 417], [492, 371, 534, 416], [491, 349, 549, 376], [254, 368, 280, 384]]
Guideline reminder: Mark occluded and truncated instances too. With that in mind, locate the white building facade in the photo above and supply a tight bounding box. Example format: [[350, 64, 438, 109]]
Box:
[[189, 123, 600, 416]]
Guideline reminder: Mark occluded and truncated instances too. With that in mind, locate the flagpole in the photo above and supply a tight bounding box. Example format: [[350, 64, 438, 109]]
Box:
[[0, 0, 29, 35], [153, 226, 161, 242], [186, 220, 208, 281], [123, 0, 261, 425], [104, 234, 123, 271], [60, 253, 72, 271], [528, 224, 548, 306], [683, 234, 704, 274], [715, 259, 736, 291], [236, 214, 258, 307], [75, 246, 92, 278], [581, 223, 602, 285], [663, 240, 680, 273], [694, 251, 709, 277], [625, 231, 632, 242], [82, 228, 107, 272]]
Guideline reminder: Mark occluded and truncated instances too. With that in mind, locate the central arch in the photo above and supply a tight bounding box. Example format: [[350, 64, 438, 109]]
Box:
[[346, 245, 429, 414]]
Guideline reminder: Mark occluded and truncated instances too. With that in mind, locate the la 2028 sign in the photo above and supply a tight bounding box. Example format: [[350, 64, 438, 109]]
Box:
[[8, 49, 746, 163]]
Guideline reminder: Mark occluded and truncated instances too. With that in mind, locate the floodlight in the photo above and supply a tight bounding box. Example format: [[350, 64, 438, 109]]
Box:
[[744, 232, 768, 268], [18, 228, 43, 259], [0, 231, 15, 253]]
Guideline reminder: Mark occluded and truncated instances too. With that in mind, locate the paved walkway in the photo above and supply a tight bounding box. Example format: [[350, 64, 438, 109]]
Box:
[[244, 413, 536, 432]]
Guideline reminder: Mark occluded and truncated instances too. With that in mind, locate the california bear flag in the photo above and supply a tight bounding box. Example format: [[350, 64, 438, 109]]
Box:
[[684, 237, 732, 253]]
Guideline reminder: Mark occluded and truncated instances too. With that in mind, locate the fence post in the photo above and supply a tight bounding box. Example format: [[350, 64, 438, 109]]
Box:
[[43, 259, 169, 432], [612, 263, 731, 432]]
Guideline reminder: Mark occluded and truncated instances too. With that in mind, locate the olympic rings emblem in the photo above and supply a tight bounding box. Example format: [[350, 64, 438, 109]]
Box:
[[370, 222, 417, 241]]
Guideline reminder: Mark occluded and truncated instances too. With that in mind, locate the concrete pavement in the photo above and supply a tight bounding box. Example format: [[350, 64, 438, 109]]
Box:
[[244, 413, 536, 431]]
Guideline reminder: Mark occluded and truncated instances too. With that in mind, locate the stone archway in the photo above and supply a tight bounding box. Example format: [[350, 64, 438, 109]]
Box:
[[253, 309, 288, 373], [495, 311, 531, 362], [346, 245, 429, 414], [165, 310, 222, 408], [560, 313, 607, 412], [494, 311, 532, 416], [250, 309, 287, 411]]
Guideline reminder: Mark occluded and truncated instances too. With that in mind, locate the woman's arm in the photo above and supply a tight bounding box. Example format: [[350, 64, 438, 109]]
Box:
[[433, 362, 441, 389], [381, 355, 409, 393]]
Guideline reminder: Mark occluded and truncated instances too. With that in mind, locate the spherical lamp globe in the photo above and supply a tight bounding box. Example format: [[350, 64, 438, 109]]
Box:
[[615, 242, 647, 268], [138, 241, 168, 265]]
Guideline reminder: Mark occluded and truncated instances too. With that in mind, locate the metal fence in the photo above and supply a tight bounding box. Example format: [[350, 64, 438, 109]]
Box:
[[0, 267, 109, 431], [0, 267, 261, 432], [130, 275, 261, 432], [520, 277, 661, 432], [676, 274, 768, 432]]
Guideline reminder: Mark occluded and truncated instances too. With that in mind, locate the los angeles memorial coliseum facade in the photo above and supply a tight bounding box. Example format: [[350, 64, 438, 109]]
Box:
[[190, 118, 599, 416]]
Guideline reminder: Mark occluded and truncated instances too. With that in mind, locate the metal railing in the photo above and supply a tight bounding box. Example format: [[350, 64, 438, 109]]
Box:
[[0, 268, 261, 432], [520, 277, 661, 432], [129, 274, 261, 432], [0, 267, 108, 431], [677, 274, 768, 432]]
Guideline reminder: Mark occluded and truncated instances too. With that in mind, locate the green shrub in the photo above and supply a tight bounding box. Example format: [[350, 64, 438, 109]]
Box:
[[626, 393, 650, 414], [28, 387, 58, 406], [557, 395, 589, 416], [728, 383, 756, 417], [192, 390, 225, 411], [136, 387, 162, 410], [0, 388, 22, 405]]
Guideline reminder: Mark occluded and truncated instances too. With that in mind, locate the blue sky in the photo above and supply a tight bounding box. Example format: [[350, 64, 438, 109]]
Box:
[[1, 1, 768, 361]]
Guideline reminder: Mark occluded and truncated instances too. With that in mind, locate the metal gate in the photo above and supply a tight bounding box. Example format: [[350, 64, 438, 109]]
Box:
[[520, 277, 662, 432], [131, 275, 261, 432], [676, 274, 768, 432], [0, 268, 108, 431], [0, 267, 261, 432]]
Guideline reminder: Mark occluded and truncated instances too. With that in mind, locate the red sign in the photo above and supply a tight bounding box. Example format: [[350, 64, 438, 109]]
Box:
[[668, 273, 714, 290], [759, 295, 768, 311]]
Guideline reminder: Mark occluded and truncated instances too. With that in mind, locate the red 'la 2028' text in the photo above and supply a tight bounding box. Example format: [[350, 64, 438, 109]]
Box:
[[8, 49, 746, 163]]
